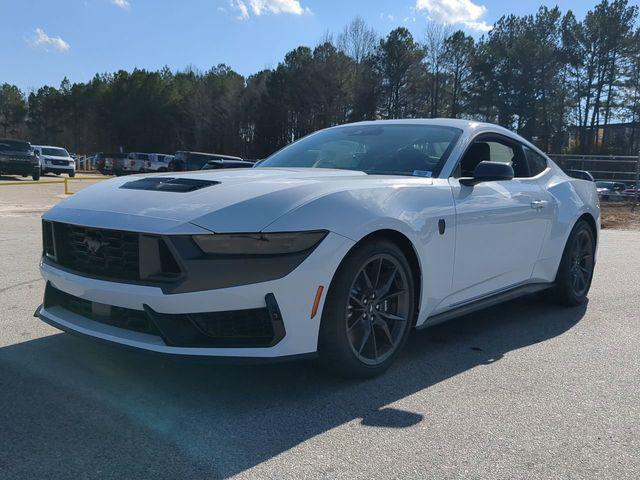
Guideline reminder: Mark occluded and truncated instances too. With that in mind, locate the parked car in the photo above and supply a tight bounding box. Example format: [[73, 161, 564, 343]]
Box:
[[94, 152, 128, 175], [595, 181, 627, 200], [33, 145, 76, 177], [0, 138, 40, 180], [565, 169, 595, 182], [145, 154, 174, 173], [623, 185, 639, 196], [124, 152, 151, 174], [169, 151, 243, 171], [37, 119, 600, 378], [201, 159, 254, 170]]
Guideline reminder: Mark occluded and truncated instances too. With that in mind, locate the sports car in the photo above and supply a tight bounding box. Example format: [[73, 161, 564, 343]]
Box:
[[36, 119, 599, 377]]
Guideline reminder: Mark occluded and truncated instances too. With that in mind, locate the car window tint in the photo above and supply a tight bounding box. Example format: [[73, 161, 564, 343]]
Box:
[[261, 125, 462, 177], [487, 141, 514, 165], [523, 146, 548, 176]]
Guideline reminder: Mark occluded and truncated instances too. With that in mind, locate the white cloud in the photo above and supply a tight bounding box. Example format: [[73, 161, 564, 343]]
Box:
[[111, 0, 131, 10], [28, 28, 71, 53], [231, 0, 308, 20], [416, 0, 492, 32]]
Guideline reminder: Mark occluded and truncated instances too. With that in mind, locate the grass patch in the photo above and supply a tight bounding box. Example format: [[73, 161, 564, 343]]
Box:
[[601, 203, 640, 230]]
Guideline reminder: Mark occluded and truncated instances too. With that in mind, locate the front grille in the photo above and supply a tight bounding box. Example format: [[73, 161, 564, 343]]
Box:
[[54, 223, 141, 281], [43, 284, 285, 348], [51, 160, 68, 165], [45, 285, 160, 336], [190, 309, 275, 345]]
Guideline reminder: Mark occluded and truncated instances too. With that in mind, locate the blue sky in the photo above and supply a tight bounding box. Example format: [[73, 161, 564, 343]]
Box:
[[0, 0, 608, 92]]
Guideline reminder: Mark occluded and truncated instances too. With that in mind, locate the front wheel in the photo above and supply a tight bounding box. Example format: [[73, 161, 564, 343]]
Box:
[[318, 239, 415, 378], [31, 169, 41, 181], [69, 171, 75, 178], [549, 220, 595, 306]]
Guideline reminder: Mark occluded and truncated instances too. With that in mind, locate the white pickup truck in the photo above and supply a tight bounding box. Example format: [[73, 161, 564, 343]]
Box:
[[144, 154, 174, 173], [33, 145, 76, 177]]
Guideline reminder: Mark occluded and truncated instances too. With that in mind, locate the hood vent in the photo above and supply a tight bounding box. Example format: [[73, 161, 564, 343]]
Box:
[[120, 177, 220, 193]]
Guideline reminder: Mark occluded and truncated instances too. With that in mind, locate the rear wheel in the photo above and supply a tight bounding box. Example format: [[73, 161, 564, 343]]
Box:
[[318, 239, 415, 378], [549, 220, 595, 306]]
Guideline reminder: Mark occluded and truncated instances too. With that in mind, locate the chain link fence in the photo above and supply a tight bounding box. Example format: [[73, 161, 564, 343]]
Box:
[[549, 153, 640, 204]]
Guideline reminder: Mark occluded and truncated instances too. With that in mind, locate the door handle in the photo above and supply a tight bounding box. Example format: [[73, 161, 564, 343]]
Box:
[[530, 200, 548, 210]]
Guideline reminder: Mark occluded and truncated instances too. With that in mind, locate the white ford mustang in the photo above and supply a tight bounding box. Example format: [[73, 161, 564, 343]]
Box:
[[37, 119, 599, 377]]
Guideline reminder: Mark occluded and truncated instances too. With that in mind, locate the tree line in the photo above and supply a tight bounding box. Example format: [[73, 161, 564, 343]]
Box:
[[1, 0, 639, 158]]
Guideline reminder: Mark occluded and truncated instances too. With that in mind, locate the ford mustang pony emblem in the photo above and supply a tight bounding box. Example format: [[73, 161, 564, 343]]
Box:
[[82, 235, 107, 255]]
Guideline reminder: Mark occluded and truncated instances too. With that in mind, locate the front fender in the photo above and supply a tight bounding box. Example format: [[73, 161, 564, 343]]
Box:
[[265, 181, 457, 324]]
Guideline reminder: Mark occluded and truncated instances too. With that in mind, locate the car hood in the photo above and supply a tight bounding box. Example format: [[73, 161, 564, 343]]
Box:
[[42, 155, 72, 160], [44, 168, 422, 234]]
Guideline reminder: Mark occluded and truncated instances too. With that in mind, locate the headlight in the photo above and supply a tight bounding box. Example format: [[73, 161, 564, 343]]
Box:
[[192, 231, 328, 256]]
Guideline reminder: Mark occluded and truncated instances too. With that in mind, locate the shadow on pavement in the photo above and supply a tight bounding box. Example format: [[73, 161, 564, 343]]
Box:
[[0, 295, 586, 479]]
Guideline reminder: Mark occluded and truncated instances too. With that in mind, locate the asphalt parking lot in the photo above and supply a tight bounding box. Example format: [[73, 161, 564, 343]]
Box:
[[0, 181, 639, 479]]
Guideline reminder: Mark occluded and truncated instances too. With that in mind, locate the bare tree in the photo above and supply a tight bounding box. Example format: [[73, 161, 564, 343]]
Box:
[[424, 22, 451, 117], [337, 17, 378, 64]]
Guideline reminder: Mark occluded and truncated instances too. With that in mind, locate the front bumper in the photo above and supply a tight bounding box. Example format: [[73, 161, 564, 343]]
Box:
[[0, 160, 38, 175], [43, 164, 75, 174], [38, 231, 354, 358]]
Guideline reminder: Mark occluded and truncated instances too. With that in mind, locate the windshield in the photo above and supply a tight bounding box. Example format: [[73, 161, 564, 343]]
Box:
[[42, 147, 69, 157], [0, 140, 31, 153], [260, 124, 462, 177]]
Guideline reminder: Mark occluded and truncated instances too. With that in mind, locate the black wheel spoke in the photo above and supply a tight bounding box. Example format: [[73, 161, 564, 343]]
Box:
[[360, 269, 374, 291], [372, 258, 383, 290], [376, 316, 395, 345], [349, 294, 364, 309], [357, 326, 371, 354], [379, 311, 406, 322], [377, 266, 398, 297], [379, 289, 406, 302]]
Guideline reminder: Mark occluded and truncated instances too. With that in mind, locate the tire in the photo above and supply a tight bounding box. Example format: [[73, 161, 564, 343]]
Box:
[[31, 169, 40, 181], [69, 171, 75, 178], [318, 239, 416, 378], [548, 219, 595, 306]]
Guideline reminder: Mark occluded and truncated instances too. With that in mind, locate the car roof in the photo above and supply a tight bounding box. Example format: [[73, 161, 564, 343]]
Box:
[[33, 145, 67, 149], [338, 118, 513, 133], [326, 118, 547, 158]]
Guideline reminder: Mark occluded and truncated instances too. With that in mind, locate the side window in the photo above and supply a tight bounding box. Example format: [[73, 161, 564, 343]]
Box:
[[486, 141, 514, 165], [458, 137, 528, 178], [523, 146, 548, 177]]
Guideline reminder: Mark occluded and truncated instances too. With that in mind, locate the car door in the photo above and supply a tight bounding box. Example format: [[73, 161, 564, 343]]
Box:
[[446, 135, 550, 306]]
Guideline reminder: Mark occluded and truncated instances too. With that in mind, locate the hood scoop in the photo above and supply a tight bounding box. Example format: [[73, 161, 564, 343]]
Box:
[[120, 177, 220, 193]]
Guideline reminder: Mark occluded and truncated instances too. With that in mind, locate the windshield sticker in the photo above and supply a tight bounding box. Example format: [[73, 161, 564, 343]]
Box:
[[412, 170, 432, 178]]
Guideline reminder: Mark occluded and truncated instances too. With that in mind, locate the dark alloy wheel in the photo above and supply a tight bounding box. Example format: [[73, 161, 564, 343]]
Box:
[[549, 219, 595, 306], [346, 254, 412, 366], [318, 239, 415, 378]]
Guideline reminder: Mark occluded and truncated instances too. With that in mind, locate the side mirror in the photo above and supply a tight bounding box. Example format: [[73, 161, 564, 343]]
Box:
[[460, 161, 514, 186]]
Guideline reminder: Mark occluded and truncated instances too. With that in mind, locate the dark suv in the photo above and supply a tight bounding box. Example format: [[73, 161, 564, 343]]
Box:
[[169, 151, 244, 171], [0, 139, 40, 180]]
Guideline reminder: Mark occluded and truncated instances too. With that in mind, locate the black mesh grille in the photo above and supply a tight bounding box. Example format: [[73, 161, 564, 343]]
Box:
[[190, 309, 274, 344], [54, 223, 140, 281], [43, 284, 284, 348], [46, 286, 160, 336]]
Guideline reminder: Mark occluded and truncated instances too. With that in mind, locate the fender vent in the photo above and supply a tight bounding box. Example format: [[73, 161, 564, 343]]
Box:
[[120, 177, 220, 193]]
